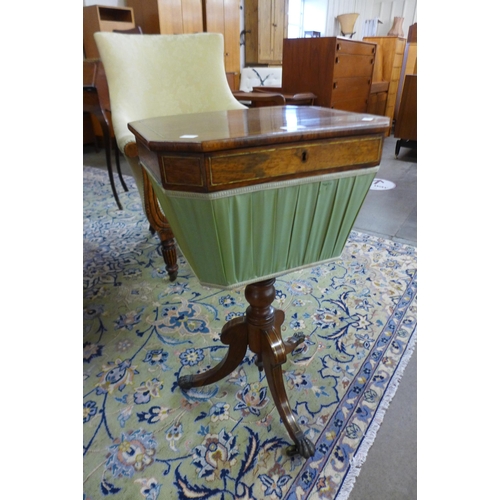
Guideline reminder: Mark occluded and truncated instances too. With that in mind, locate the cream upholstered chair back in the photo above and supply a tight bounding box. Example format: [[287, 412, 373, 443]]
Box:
[[94, 32, 246, 155], [93, 32, 246, 282]]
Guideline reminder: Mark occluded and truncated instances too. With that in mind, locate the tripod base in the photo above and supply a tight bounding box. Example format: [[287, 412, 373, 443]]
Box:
[[178, 278, 315, 459]]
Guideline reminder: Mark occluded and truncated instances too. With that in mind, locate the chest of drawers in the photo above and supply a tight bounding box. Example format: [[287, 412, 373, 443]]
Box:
[[281, 37, 377, 113]]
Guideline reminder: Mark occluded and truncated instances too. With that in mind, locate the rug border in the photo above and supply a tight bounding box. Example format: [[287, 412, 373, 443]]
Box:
[[336, 327, 417, 500]]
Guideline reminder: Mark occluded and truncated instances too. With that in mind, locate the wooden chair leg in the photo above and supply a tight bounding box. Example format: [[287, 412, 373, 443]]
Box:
[[142, 168, 178, 281], [158, 231, 178, 281], [103, 128, 123, 210], [114, 139, 128, 193], [93, 113, 123, 210]]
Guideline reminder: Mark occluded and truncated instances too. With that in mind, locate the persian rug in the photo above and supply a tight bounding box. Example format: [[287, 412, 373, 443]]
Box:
[[83, 166, 417, 500]]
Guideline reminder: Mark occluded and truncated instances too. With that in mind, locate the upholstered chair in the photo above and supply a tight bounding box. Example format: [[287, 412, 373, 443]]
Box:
[[94, 32, 247, 280]]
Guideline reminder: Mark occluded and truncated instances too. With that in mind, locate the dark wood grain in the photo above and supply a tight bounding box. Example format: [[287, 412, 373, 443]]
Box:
[[130, 106, 389, 152]]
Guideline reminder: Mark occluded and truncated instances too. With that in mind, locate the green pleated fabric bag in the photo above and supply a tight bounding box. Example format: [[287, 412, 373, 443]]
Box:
[[149, 167, 378, 289]]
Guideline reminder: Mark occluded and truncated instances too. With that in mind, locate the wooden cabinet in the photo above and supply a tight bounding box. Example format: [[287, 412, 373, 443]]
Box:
[[83, 5, 135, 58], [394, 74, 417, 157], [126, 0, 239, 74], [204, 0, 240, 74], [245, 0, 289, 65], [281, 37, 377, 113], [259, 0, 288, 64], [395, 23, 417, 121], [126, 0, 203, 35], [363, 36, 406, 123]]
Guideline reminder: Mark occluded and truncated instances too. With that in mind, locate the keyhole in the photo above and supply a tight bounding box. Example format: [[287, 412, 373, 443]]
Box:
[[301, 150, 309, 162]]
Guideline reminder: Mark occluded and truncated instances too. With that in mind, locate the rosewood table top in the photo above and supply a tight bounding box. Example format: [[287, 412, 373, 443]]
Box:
[[128, 106, 390, 194], [128, 105, 390, 153]]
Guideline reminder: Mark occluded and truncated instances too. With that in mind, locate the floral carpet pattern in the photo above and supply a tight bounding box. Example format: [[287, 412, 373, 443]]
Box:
[[83, 167, 417, 500]]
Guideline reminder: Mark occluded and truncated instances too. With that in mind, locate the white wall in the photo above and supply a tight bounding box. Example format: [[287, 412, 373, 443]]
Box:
[[303, 0, 329, 36], [324, 0, 417, 40]]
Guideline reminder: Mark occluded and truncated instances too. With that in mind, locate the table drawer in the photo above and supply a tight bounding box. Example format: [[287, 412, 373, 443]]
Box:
[[207, 136, 383, 190]]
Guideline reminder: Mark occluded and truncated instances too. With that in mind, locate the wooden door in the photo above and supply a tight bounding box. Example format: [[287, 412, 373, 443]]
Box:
[[258, 0, 288, 64], [270, 0, 288, 63], [157, 0, 203, 33], [204, 0, 240, 73]]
